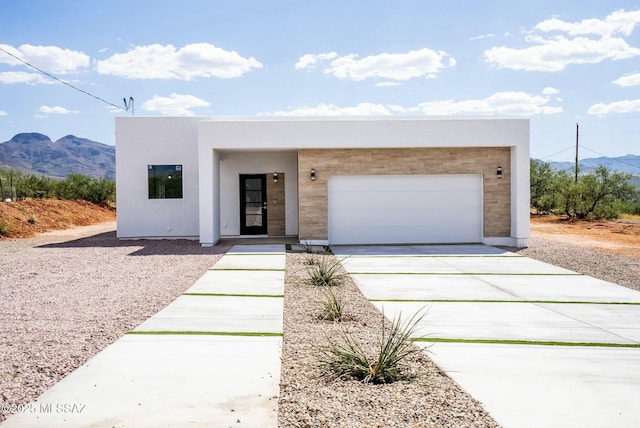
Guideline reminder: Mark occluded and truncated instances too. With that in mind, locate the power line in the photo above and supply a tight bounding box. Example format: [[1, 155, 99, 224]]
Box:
[[0, 46, 128, 112], [540, 145, 575, 161], [581, 145, 640, 172]]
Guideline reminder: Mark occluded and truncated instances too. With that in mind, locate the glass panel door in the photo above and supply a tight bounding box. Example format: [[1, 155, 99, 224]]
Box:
[[240, 174, 267, 235]]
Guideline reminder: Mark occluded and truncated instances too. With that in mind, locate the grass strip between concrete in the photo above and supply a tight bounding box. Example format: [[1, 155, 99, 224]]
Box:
[[208, 268, 285, 271], [183, 292, 284, 298], [350, 272, 584, 276], [345, 255, 525, 258], [369, 299, 640, 305], [126, 331, 283, 337], [413, 337, 640, 348]]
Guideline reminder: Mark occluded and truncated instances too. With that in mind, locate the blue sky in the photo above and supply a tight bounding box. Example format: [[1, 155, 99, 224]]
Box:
[[1, 0, 639, 161]]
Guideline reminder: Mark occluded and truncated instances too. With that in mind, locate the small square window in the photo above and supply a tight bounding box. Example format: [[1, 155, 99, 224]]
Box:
[[148, 165, 183, 199]]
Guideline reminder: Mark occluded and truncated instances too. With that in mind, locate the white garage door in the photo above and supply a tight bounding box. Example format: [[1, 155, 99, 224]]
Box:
[[328, 174, 483, 245]]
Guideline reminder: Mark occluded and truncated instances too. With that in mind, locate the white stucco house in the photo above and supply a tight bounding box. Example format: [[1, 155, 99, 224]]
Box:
[[115, 117, 530, 247]]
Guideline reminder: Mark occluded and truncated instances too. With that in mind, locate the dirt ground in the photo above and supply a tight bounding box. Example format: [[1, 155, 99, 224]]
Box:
[[530, 215, 640, 260], [0, 199, 115, 239]]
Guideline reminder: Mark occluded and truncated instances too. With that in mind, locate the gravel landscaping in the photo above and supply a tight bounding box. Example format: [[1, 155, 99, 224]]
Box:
[[0, 224, 229, 423], [502, 236, 640, 292], [1, 223, 638, 425]]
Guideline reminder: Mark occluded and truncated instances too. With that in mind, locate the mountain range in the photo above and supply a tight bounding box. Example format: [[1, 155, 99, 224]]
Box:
[[0, 133, 115, 179], [541, 155, 640, 176]]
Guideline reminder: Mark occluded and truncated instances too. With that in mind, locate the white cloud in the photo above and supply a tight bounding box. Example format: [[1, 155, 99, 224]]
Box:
[[535, 9, 640, 36], [295, 52, 337, 69], [418, 91, 563, 116], [542, 87, 559, 95], [96, 43, 262, 80], [141, 93, 210, 115], [0, 110, 7, 116], [271, 102, 391, 116], [376, 81, 402, 87], [484, 9, 640, 72], [485, 35, 640, 72], [588, 99, 640, 115], [324, 48, 455, 81], [0, 43, 89, 74], [613, 72, 640, 86], [0, 71, 53, 85], [269, 90, 561, 117], [470, 33, 495, 41], [38, 105, 78, 115]]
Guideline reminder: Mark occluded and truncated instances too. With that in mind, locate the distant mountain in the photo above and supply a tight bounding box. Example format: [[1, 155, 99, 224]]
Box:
[[0, 133, 115, 179], [536, 155, 640, 177]]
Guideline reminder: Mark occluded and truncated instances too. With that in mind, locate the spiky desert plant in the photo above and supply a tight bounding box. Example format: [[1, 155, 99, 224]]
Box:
[[318, 288, 347, 321], [318, 309, 426, 384], [307, 256, 346, 287]]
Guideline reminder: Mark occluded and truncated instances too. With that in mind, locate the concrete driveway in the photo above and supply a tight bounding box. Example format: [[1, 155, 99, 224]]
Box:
[[333, 245, 640, 428]]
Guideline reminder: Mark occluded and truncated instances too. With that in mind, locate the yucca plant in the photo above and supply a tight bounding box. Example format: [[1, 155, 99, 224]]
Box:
[[307, 256, 346, 287], [318, 309, 426, 384], [318, 288, 348, 322]]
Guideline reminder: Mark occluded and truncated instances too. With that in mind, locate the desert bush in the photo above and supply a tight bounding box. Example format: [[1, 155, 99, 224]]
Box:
[[0, 169, 115, 204], [318, 309, 426, 384], [0, 219, 14, 236], [53, 174, 115, 204], [531, 163, 636, 220], [27, 215, 38, 224]]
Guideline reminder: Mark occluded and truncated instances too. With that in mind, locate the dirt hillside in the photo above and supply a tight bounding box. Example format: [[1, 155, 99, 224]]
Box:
[[0, 199, 116, 239]]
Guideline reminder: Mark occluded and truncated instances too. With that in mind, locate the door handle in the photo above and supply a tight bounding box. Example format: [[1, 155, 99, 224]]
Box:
[[262, 201, 267, 210]]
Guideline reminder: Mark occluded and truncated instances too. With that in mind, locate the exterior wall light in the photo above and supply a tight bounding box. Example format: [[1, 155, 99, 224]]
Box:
[[497, 166, 503, 179], [310, 168, 316, 181], [273, 172, 278, 183]]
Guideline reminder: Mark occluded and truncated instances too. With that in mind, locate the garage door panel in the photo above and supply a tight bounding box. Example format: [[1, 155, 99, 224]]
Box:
[[330, 190, 481, 210], [330, 207, 481, 227], [328, 175, 483, 245], [330, 224, 482, 245]]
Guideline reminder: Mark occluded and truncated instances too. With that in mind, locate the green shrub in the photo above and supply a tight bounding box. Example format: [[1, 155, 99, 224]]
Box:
[[317, 309, 426, 384], [27, 215, 38, 224]]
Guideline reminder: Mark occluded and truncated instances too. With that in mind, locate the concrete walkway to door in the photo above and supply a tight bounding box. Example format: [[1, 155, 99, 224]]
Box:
[[333, 245, 640, 428], [1, 245, 285, 428]]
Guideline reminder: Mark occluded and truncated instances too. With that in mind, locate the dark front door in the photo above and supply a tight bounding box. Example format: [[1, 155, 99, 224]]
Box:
[[240, 174, 268, 235]]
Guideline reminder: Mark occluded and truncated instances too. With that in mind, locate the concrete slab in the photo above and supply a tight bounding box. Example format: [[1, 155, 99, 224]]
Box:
[[477, 274, 640, 303], [341, 256, 461, 274], [540, 303, 640, 343], [186, 270, 285, 296], [439, 256, 579, 275], [2, 335, 282, 428], [418, 342, 640, 428], [351, 273, 515, 301], [227, 244, 286, 254], [372, 301, 636, 344], [211, 254, 286, 271], [133, 295, 283, 333], [333, 244, 515, 256]]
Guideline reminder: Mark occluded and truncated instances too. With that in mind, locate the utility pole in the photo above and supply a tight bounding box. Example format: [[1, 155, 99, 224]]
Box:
[[575, 123, 579, 183]]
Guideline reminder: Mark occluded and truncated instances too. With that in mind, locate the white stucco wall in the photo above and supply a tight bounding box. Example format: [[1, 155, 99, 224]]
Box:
[[116, 117, 201, 239]]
